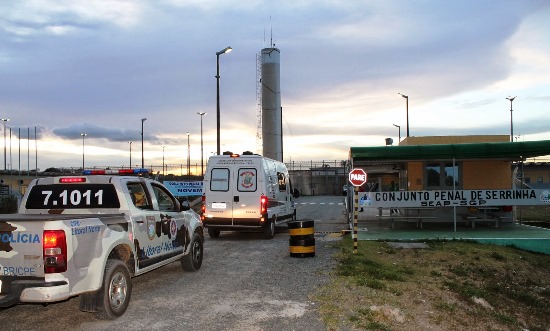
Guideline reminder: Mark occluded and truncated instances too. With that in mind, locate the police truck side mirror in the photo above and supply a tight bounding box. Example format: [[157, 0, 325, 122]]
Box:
[[178, 197, 191, 211], [180, 202, 190, 211]]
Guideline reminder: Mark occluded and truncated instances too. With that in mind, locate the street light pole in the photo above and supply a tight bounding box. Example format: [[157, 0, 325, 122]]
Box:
[[506, 96, 516, 142], [128, 141, 132, 167], [393, 124, 401, 143], [398, 93, 409, 137], [216, 46, 232, 155], [80, 133, 87, 170], [2, 118, 9, 170], [186, 132, 190, 175], [162, 145, 165, 176], [197, 112, 206, 177], [141, 118, 147, 168]]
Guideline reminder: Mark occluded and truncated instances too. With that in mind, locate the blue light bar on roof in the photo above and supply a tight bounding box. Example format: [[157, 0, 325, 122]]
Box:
[[82, 168, 150, 175]]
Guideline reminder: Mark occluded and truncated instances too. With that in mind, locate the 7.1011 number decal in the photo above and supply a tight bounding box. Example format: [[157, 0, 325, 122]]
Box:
[[25, 184, 120, 209], [41, 189, 104, 206]]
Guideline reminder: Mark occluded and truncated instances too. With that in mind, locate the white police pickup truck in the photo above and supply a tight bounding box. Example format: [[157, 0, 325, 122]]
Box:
[[0, 169, 204, 319]]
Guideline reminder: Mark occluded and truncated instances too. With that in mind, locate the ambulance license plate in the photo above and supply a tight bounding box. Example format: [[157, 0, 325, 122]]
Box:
[[212, 202, 227, 209]]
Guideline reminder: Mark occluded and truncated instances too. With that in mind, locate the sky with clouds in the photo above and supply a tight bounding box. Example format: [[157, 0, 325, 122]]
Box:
[[1, 0, 549, 173]]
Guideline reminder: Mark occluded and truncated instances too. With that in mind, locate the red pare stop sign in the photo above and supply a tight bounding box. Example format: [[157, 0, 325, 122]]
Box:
[[348, 168, 367, 187]]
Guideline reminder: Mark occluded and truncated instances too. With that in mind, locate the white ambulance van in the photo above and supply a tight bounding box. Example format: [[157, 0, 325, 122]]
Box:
[[201, 151, 298, 239]]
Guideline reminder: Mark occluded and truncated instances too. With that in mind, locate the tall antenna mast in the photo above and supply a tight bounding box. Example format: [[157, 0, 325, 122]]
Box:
[[270, 15, 273, 47], [255, 51, 262, 152]]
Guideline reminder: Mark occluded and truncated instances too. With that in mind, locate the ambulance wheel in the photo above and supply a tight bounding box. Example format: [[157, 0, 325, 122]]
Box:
[[263, 218, 275, 239], [208, 228, 220, 238], [96, 259, 132, 319], [181, 232, 204, 272]]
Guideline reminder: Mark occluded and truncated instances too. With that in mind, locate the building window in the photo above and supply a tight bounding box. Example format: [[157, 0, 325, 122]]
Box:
[[425, 162, 461, 189], [525, 177, 531, 184], [537, 177, 543, 184], [426, 163, 441, 186]]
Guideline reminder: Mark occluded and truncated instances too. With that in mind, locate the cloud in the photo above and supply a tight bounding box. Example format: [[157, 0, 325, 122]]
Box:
[[51, 123, 162, 143], [0, 0, 143, 37]]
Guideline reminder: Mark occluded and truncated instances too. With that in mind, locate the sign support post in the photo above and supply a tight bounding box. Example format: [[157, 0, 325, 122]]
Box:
[[348, 168, 367, 255], [353, 185, 359, 254]]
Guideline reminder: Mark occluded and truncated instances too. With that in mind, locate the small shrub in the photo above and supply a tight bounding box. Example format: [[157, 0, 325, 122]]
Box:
[[490, 252, 506, 261], [0, 194, 19, 214]]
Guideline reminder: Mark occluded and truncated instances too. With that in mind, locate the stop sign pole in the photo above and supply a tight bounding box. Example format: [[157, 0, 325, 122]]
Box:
[[348, 168, 367, 254]]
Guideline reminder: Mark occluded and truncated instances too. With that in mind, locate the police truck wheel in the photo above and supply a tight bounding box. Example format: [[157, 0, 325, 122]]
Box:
[[263, 218, 275, 239], [96, 259, 132, 319], [181, 232, 204, 272], [208, 228, 220, 238]]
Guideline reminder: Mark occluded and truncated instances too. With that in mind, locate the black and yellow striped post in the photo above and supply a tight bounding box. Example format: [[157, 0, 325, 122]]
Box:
[[353, 186, 358, 254], [289, 219, 315, 258]]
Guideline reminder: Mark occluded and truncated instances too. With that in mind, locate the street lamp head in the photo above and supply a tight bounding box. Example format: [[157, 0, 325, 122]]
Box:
[[1, 118, 9, 122], [506, 96, 516, 102], [187, 132, 189, 136], [398, 92, 408, 99], [393, 124, 400, 128], [197, 112, 206, 116], [141, 118, 147, 123], [216, 46, 232, 55], [80, 133, 87, 137]]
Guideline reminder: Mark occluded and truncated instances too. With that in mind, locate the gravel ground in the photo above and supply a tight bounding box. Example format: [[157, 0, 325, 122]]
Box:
[[1, 227, 342, 331]]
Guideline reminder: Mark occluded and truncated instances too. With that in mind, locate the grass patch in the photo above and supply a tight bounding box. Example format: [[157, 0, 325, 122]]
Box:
[[337, 244, 414, 291], [433, 300, 457, 313], [490, 251, 506, 261], [339, 256, 407, 280], [444, 279, 487, 299], [313, 237, 550, 331], [517, 205, 550, 222]]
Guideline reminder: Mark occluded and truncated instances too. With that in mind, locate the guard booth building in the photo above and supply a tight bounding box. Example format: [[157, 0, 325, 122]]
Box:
[[349, 135, 550, 227]]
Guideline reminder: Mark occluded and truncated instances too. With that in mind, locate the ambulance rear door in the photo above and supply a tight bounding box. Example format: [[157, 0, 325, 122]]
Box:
[[206, 166, 234, 224], [231, 158, 263, 226]]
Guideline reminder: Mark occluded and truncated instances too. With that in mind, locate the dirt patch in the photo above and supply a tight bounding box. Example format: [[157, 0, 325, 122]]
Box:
[[387, 242, 429, 249]]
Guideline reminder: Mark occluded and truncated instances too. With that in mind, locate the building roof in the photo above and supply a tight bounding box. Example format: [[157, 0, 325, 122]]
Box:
[[350, 140, 550, 162]]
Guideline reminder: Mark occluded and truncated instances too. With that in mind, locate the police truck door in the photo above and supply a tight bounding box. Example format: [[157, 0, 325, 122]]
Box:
[[127, 182, 167, 270]]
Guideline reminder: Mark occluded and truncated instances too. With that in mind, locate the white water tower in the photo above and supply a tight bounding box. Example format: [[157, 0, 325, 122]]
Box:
[[261, 47, 282, 161]]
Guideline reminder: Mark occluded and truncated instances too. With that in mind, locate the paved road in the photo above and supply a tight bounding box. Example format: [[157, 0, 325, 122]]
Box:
[[1, 196, 347, 331], [294, 195, 348, 232]]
